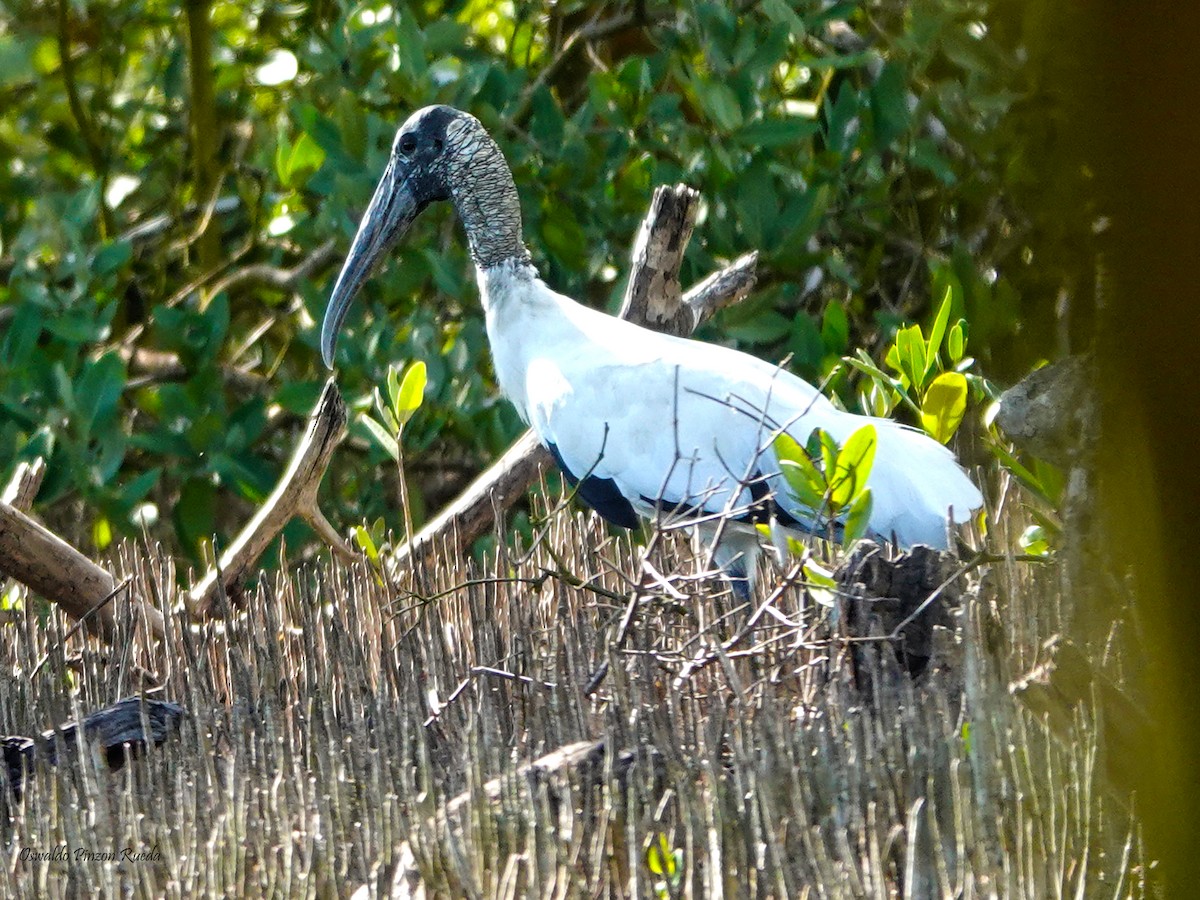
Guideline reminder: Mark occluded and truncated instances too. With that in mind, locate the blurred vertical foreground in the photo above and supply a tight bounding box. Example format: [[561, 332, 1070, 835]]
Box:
[[1080, 2, 1200, 892]]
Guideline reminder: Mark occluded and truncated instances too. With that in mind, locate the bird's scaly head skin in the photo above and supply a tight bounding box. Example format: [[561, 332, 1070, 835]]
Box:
[[320, 105, 529, 368]]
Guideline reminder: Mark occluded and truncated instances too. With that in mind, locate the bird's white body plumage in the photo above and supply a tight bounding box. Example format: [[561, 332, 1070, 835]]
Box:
[[321, 104, 983, 595], [479, 260, 982, 580]]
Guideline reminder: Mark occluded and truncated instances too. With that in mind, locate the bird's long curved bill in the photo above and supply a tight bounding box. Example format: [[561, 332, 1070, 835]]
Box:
[[320, 158, 417, 368]]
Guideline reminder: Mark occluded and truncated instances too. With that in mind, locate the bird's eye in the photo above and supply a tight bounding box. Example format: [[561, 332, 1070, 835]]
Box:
[[398, 135, 418, 157]]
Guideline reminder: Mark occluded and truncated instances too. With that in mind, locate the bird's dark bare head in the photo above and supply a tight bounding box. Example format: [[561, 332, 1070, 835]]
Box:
[[389, 105, 460, 205], [320, 105, 528, 368]]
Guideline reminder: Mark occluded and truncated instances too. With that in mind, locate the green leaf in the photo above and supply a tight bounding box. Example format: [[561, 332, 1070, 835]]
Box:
[[920, 372, 968, 443], [830, 424, 876, 508], [92, 240, 132, 276], [278, 132, 326, 188], [948, 321, 966, 364], [361, 413, 400, 462], [353, 525, 380, 566], [92, 515, 113, 551], [1018, 524, 1052, 557], [870, 61, 908, 147], [696, 80, 743, 131], [736, 117, 819, 148], [925, 285, 953, 378], [373, 387, 399, 434], [902, 325, 927, 393], [802, 558, 838, 607], [775, 432, 825, 510], [843, 487, 873, 543], [75, 352, 126, 431], [393, 360, 427, 426], [646, 834, 677, 878], [818, 429, 840, 490], [820, 302, 849, 354]]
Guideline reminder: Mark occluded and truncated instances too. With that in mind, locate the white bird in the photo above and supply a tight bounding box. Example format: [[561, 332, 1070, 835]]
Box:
[[321, 106, 982, 597]]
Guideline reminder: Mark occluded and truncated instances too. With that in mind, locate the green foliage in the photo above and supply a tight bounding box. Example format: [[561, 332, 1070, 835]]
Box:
[[774, 423, 876, 544], [646, 832, 683, 898], [845, 285, 981, 444], [0, 0, 1077, 560]]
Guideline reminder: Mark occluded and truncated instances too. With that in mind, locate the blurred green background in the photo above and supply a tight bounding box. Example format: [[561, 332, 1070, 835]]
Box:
[[0, 0, 1087, 560]]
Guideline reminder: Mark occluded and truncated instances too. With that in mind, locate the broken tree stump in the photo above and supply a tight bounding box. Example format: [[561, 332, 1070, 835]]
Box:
[[836, 541, 965, 683]]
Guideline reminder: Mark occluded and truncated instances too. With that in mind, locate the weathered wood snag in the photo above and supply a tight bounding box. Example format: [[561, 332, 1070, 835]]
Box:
[[0, 501, 129, 642], [836, 540, 964, 682], [187, 377, 353, 617], [391, 183, 758, 568]]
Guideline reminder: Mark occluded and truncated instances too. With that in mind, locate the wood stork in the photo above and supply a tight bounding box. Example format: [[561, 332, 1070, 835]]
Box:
[[321, 105, 983, 597]]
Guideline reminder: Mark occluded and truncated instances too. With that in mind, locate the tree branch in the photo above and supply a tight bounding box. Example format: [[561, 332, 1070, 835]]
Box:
[[0, 502, 164, 641], [186, 378, 353, 617]]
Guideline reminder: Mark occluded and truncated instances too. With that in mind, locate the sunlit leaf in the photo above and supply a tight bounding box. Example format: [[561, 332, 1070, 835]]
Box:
[[920, 372, 968, 443], [948, 321, 966, 364], [843, 487, 873, 543], [393, 360, 427, 426], [925, 285, 953, 378], [830, 424, 876, 508], [775, 432, 825, 510], [361, 413, 400, 462]]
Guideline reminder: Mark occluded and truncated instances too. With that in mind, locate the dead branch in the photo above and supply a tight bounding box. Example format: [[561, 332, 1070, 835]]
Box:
[[391, 183, 758, 567], [124, 345, 269, 394], [2, 457, 46, 512], [208, 237, 339, 297], [186, 377, 353, 617], [0, 501, 122, 641]]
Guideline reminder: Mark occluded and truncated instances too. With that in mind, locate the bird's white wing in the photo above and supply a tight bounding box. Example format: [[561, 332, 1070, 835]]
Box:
[[521, 305, 839, 528], [509, 287, 981, 548]]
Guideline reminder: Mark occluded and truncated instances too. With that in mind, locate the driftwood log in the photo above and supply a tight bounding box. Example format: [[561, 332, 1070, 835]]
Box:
[[2, 697, 186, 800], [391, 183, 758, 568]]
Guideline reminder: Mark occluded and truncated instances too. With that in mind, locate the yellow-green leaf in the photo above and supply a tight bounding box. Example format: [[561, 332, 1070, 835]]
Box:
[[774, 432, 825, 509], [924, 284, 952, 378], [361, 413, 400, 461], [843, 487, 873, 543], [920, 371, 968, 443], [92, 515, 112, 551], [830, 424, 876, 508], [948, 321, 965, 363], [394, 360, 427, 426], [353, 525, 380, 565]]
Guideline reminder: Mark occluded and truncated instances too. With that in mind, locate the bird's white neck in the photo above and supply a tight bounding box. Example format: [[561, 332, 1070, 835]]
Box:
[[476, 257, 541, 314], [476, 259, 572, 415]]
